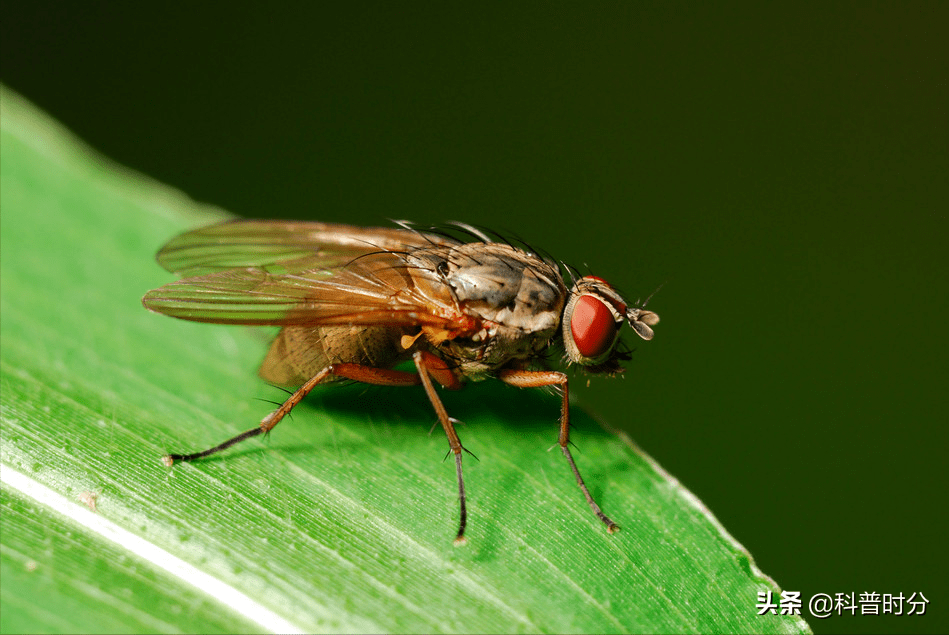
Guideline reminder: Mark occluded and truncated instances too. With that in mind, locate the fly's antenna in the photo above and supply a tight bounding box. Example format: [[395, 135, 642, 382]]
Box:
[[638, 281, 666, 308]]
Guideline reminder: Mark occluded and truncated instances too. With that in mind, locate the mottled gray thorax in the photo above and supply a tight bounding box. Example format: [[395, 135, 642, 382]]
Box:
[[408, 243, 566, 379]]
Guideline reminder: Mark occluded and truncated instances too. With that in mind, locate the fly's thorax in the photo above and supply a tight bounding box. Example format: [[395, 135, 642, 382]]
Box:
[[407, 243, 565, 331], [407, 243, 567, 376]]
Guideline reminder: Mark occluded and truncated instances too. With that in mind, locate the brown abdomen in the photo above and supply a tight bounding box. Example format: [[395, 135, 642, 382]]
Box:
[[258, 325, 410, 387]]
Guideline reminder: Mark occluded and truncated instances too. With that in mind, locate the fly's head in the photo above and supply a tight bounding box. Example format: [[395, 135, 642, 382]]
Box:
[[562, 276, 660, 375]]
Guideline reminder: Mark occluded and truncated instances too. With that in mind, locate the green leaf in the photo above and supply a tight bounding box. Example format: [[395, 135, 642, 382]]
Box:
[[1, 85, 810, 634]]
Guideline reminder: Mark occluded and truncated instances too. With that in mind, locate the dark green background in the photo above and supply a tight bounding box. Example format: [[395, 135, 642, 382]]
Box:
[[3, 3, 946, 633]]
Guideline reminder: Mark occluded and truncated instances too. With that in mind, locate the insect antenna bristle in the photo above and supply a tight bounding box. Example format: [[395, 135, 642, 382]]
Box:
[[638, 281, 666, 309]]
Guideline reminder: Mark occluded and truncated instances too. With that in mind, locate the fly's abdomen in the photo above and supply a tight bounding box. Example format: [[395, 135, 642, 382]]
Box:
[[258, 325, 409, 387]]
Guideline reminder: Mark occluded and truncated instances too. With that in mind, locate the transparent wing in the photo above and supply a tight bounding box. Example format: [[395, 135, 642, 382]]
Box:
[[144, 224, 462, 328], [155, 219, 460, 277]]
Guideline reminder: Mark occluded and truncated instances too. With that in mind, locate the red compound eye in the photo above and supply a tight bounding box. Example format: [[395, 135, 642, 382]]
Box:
[[570, 295, 619, 359]]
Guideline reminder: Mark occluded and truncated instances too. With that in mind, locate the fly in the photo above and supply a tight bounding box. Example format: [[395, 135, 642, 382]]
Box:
[[143, 219, 659, 545]]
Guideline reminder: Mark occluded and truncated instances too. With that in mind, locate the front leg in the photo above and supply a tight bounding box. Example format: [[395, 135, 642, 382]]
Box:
[[498, 369, 619, 534]]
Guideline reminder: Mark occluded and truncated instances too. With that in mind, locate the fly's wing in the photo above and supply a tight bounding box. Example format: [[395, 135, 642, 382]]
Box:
[[155, 219, 459, 277], [143, 220, 463, 329]]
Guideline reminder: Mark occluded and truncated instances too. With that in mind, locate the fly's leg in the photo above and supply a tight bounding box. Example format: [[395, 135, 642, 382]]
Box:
[[498, 369, 619, 534], [161, 363, 421, 466], [163, 354, 470, 544], [411, 351, 471, 546]]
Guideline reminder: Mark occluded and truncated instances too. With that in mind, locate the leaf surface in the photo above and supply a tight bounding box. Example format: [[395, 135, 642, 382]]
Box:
[[0, 86, 809, 634]]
